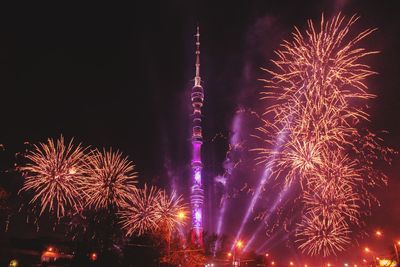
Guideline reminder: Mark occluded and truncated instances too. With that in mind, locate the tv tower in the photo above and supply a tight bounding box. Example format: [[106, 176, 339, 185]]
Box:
[[190, 25, 204, 246]]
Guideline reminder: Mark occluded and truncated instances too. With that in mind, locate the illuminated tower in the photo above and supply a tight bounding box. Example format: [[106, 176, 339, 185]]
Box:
[[190, 25, 204, 246]]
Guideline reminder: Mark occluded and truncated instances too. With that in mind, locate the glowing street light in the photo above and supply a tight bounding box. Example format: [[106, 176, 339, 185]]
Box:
[[290, 261, 294, 266], [90, 252, 97, 261], [375, 230, 382, 237], [232, 240, 244, 267], [227, 252, 232, 257], [271, 261, 276, 266], [363, 247, 378, 267]]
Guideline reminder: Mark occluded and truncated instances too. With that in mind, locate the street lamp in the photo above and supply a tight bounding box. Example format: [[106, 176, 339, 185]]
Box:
[[373, 229, 400, 263], [363, 247, 376, 267], [375, 230, 382, 237], [232, 240, 244, 266]]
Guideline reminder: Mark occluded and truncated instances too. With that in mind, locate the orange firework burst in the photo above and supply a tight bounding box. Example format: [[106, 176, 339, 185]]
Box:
[[119, 184, 161, 236], [118, 185, 188, 237], [157, 190, 188, 234], [296, 212, 351, 257], [255, 14, 394, 256], [80, 148, 137, 210], [19, 136, 87, 218]]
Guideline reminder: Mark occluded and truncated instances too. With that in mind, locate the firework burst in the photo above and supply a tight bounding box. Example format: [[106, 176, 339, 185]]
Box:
[[296, 212, 351, 257], [81, 148, 137, 210], [19, 136, 87, 218], [255, 13, 394, 256], [119, 184, 161, 236], [119, 185, 188, 237], [157, 190, 188, 234]]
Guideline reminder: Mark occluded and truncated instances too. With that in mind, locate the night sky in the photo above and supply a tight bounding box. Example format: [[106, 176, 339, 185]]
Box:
[[1, 0, 400, 263]]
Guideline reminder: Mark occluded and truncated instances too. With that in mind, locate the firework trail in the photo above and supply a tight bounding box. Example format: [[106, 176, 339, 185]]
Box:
[[19, 136, 87, 218], [255, 13, 394, 256], [80, 148, 138, 210]]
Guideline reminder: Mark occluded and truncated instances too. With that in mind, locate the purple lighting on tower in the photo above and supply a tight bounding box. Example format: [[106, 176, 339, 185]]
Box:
[[189, 25, 204, 246]]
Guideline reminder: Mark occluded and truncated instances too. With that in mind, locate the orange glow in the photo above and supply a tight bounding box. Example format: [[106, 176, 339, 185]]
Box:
[[265, 253, 269, 257], [375, 230, 382, 237], [271, 261, 275, 265], [47, 246, 54, 252], [177, 211, 186, 220], [290, 261, 294, 266], [227, 252, 232, 257], [236, 240, 243, 249], [256, 13, 393, 257], [90, 252, 97, 261], [364, 247, 370, 253]]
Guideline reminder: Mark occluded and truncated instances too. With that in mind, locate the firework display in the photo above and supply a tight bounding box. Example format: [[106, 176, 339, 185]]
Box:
[[255, 14, 394, 256], [118, 185, 187, 237], [19, 136, 87, 218], [158, 190, 188, 234], [80, 148, 138, 210], [119, 184, 161, 236]]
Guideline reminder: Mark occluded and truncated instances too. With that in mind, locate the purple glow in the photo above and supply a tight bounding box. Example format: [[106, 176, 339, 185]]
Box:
[[194, 171, 201, 184], [189, 26, 204, 244], [195, 209, 202, 222], [243, 185, 292, 251], [193, 142, 201, 162], [215, 111, 244, 252], [255, 231, 290, 254], [231, 127, 289, 251]]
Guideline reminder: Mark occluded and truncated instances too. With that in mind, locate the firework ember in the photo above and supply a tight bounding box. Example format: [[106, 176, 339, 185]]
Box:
[[255, 13, 394, 256], [81, 148, 138, 210], [19, 136, 87, 218]]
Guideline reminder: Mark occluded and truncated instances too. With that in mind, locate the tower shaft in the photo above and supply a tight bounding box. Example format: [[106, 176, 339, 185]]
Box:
[[190, 26, 204, 246]]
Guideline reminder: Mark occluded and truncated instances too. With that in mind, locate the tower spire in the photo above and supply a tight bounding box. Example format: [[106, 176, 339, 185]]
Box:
[[190, 24, 204, 247], [195, 25, 201, 86]]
